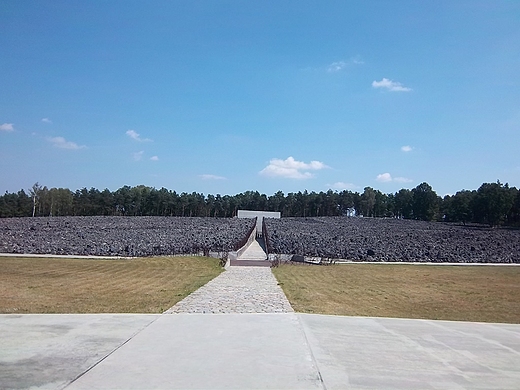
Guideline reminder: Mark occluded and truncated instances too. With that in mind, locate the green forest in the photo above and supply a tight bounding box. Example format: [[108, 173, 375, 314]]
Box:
[[1, 181, 519, 227]]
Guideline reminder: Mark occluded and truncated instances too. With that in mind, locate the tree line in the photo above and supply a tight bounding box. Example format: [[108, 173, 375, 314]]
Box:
[[1, 181, 519, 226]]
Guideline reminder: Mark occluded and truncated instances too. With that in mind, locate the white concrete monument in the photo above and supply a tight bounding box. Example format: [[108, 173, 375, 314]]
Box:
[[237, 210, 281, 236]]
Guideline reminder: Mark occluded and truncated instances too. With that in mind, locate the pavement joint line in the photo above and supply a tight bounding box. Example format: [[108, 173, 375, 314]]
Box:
[[63, 315, 162, 389], [296, 314, 328, 390]]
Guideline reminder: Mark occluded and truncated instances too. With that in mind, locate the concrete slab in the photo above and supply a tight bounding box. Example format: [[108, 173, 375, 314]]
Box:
[[237, 240, 267, 261], [2, 314, 520, 390], [65, 313, 323, 389], [0, 314, 159, 390], [298, 314, 520, 390]]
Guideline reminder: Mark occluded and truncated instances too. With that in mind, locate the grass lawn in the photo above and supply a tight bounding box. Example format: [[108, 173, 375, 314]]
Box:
[[0, 256, 222, 314], [272, 263, 520, 323]]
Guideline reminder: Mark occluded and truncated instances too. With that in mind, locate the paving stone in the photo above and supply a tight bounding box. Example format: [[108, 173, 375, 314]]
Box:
[[164, 267, 293, 314]]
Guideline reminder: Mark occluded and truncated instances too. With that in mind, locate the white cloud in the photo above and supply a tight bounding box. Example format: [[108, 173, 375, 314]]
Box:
[[259, 156, 328, 179], [133, 151, 144, 161], [41, 118, 52, 124], [376, 173, 393, 183], [150, 156, 159, 161], [126, 129, 152, 142], [329, 182, 360, 191], [401, 145, 413, 152], [376, 172, 413, 183], [372, 78, 412, 92], [47, 136, 86, 150], [0, 123, 14, 132], [199, 174, 227, 180]]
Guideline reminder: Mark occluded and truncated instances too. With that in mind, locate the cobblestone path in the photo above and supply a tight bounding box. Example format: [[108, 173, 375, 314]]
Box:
[[164, 267, 294, 314]]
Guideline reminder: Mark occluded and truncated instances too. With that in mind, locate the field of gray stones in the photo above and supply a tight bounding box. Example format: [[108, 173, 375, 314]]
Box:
[[1, 216, 519, 263], [0, 216, 255, 257], [264, 217, 520, 263]]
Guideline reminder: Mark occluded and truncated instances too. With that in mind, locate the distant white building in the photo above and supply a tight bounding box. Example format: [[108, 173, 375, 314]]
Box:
[[237, 210, 281, 236]]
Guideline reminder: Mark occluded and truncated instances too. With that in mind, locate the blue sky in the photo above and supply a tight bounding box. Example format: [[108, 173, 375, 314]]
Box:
[[1, 1, 519, 197]]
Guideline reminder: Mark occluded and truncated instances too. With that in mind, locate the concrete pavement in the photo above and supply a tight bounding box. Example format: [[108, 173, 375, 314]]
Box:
[[1, 313, 520, 389], [237, 240, 267, 261], [66, 314, 322, 390], [300, 314, 520, 389], [0, 314, 158, 390]]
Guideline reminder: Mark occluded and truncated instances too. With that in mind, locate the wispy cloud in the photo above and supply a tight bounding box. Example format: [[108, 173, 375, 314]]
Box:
[[199, 174, 227, 180], [401, 145, 413, 152], [260, 157, 328, 179], [0, 123, 14, 132], [150, 155, 159, 161], [126, 129, 152, 142], [372, 78, 412, 92], [329, 181, 360, 191], [376, 172, 412, 183], [47, 136, 86, 150], [41, 118, 52, 124], [351, 56, 364, 65], [327, 56, 364, 72], [327, 61, 348, 72], [394, 176, 413, 183], [133, 151, 144, 161]]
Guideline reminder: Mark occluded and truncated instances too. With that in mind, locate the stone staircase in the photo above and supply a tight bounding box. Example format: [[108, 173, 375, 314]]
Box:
[[230, 238, 270, 267]]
